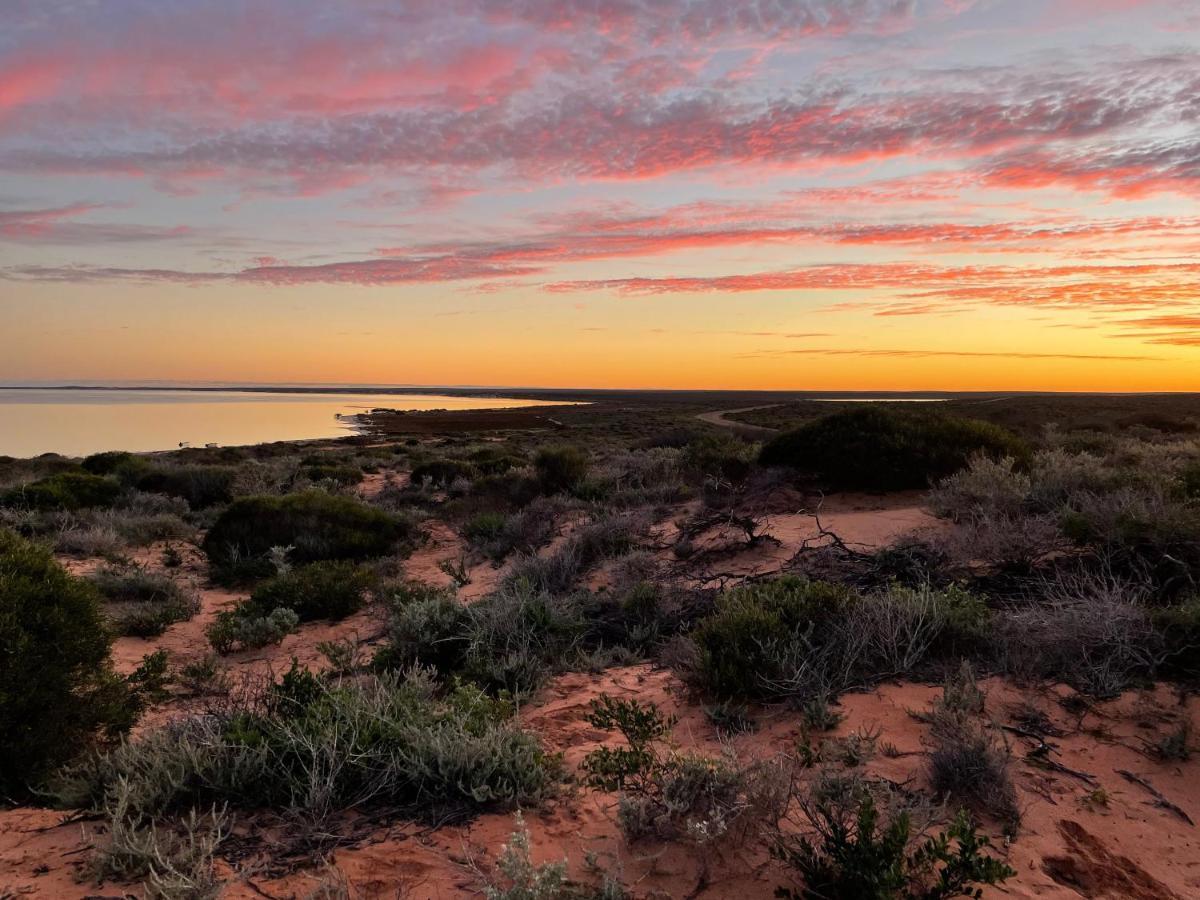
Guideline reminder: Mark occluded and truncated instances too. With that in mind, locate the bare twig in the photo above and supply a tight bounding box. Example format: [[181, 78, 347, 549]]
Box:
[[1115, 769, 1194, 825]]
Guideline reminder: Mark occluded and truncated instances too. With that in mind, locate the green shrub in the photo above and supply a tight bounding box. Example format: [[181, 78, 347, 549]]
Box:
[[464, 510, 508, 545], [249, 560, 372, 622], [52, 667, 556, 824], [690, 578, 856, 700], [91, 565, 201, 638], [206, 606, 299, 654], [582, 695, 785, 847], [535, 446, 589, 494], [1, 471, 121, 510], [374, 587, 470, 674], [471, 498, 563, 562], [0, 529, 134, 796], [759, 408, 1029, 491], [468, 446, 525, 476], [774, 789, 1013, 900], [133, 464, 235, 509], [202, 491, 410, 581], [1182, 460, 1200, 499], [376, 583, 584, 695], [688, 578, 986, 703], [302, 463, 363, 486], [683, 432, 754, 482], [410, 458, 477, 487], [81, 451, 140, 475]]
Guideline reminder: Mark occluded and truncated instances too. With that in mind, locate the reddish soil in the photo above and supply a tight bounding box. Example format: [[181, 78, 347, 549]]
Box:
[[5, 493, 1198, 899]]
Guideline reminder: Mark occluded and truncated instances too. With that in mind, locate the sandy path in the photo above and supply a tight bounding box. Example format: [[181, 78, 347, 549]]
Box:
[[695, 405, 781, 436]]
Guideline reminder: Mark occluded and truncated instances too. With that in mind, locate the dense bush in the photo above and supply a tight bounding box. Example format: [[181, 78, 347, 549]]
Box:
[[375, 586, 471, 674], [202, 491, 410, 581], [133, 464, 236, 509], [0, 529, 134, 796], [759, 408, 1029, 491], [81, 450, 140, 475], [378, 583, 584, 695], [535, 445, 589, 494], [468, 446, 525, 476], [410, 458, 476, 487], [687, 577, 990, 703], [683, 432, 755, 482], [91, 565, 201, 638], [690, 578, 857, 700], [1, 471, 121, 510], [53, 667, 556, 825], [302, 463, 363, 486], [249, 560, 372, 622]]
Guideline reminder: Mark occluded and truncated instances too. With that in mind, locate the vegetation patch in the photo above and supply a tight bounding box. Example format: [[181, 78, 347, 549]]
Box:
[[202, 490, 411, 581], [0, 529, 135, 797], [91, 565, 201, 638], [1, 471, 121, 510], [53, 665, 557, 827], [759, 407, 1029, 491]]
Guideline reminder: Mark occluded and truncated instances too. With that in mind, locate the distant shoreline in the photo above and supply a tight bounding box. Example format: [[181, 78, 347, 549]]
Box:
[[3, 385, 1196, 401]]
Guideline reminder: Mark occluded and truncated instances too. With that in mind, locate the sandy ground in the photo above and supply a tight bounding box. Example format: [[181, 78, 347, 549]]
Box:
[[6, 491, 1198, 898], [694, 405, 781, 438]]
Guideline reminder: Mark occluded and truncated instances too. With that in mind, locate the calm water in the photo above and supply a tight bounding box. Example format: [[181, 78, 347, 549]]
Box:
[[0, 389, 571, 458]]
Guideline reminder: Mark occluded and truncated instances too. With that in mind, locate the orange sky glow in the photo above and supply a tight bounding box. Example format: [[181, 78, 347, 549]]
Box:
[[2, 1, 1198, 391]]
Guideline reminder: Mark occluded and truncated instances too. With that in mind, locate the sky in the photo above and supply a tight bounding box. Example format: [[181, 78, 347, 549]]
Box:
[[1, 0, 1199, 391]]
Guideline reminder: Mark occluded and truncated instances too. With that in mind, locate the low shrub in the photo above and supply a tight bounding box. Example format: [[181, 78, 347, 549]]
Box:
[[760, 408, 1029, 491], [689, 578, 857, 700], [773, 785, 1014, 900], [1057, 486, 1200, 598], [994, 568, 1164, 697], [249, 560, 372, 622], [0, 529, 135, 797], [683, 432, 755, 482], [465, 498, 564, 562], [206, 606, 299, 654], [302, 463, 363, 486], [1182, 460, 1200, 499], [91, 565, 201, 638], [535, 446, 589, 494], [1, 471, 121, 510], [468, 446, 525, 476], [503, 512, 643, 595], [82, 450, 140, 475], [582, 695, 787, 848], [202, 491, 411, 581], [924, 665, 1021, 835], [410, 458, 476, 487], [377, 582, 585, 695], [463, 510, 507, 544], [53, 667, 556, 825], [687, 577, 990, 703], [374, 587, 470, 674], [935, 509, 1067, 575], [133, 464, 236, 509], [928, 455, 1030, 521], [483, 812, 628, 900]]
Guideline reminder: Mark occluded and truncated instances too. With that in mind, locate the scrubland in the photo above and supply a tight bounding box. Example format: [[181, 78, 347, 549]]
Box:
[[2, 392, 1200, 899]]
